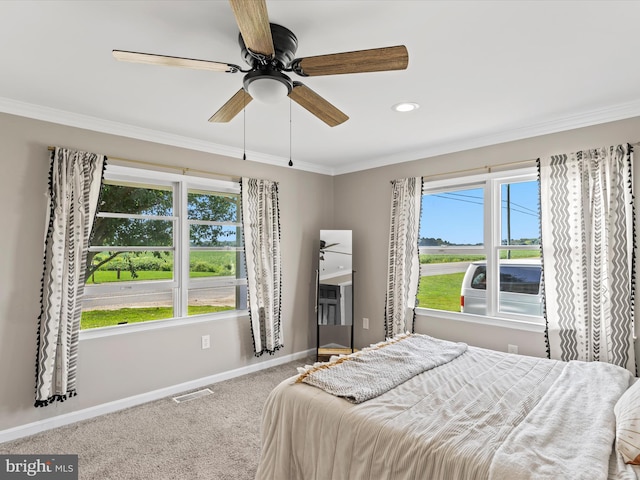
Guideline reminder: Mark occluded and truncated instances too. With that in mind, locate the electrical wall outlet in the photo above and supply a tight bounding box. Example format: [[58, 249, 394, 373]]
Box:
[[508, 344, 518, 354], [363, 317, 369, 330], [201, 334, 211, 350]]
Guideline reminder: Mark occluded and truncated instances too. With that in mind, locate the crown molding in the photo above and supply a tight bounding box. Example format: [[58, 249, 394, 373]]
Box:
[[331, 98, 640, 175], [2, 96, 640, 177], [0, 97, 333, 176]]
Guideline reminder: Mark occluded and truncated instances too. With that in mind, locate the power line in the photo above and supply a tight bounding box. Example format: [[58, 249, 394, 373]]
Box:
[[429, 189, 539, 215], [431, 193, 538, 217], [432, 194, 482, 206], [502, 199, 538, 214]]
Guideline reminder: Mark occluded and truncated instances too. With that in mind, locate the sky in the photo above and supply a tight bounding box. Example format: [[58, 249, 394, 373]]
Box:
[[420, 180, 540, 245]]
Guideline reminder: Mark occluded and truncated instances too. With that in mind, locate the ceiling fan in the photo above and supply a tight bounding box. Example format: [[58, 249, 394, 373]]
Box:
[[320, 240, 339, 251], [320, 240, 351, 261], [112, 0, 409, 127]]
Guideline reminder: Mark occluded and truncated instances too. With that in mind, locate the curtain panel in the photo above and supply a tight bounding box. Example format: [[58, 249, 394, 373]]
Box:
[[241, 177, 283, 356], [35, 147, 106, 407], [385, 177, 423, 338], [539, 144, 635, 373]]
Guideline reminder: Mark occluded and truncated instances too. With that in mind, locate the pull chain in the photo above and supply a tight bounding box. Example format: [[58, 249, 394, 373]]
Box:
[[288, 97, 293, 167], [242, 91, 247, 161]]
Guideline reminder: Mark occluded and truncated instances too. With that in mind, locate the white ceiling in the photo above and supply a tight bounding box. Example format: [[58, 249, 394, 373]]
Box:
[[2, 1, 640, 175]]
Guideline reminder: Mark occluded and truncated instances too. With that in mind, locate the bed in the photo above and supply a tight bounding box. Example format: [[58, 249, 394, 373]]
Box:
[[255, 333, 640, 480]]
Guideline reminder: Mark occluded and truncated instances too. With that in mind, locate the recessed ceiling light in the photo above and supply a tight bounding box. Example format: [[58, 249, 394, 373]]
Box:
[[392, 102, 420, 112]]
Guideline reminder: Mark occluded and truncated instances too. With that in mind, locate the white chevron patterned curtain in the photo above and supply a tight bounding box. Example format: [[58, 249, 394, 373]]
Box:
[[241, 177, 283, 356], [35, 147, 106, 406], [385, 177, 423, 338], [539, 144, 635, 373]]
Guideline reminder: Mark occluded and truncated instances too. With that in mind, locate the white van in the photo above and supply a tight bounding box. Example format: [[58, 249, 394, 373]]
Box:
[[460, 259, 543, 317]]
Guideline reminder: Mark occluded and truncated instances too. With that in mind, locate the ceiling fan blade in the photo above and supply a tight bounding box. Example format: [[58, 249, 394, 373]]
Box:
[[208, 89, 253, 123], [291, 45, 408, 77], [113, 50, 240, 73], [289, 82, 348, 127], [228, 0, 275, 58]]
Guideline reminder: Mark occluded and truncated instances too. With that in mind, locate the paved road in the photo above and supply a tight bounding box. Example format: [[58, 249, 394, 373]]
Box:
[[84, 276, 238, 310], [421, 261, 470, 276], [85, 264, 469, 311]]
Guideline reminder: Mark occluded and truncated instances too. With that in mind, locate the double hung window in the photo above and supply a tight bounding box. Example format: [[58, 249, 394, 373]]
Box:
[[417, 167, 542, 326], [81, 165, 245, 330]]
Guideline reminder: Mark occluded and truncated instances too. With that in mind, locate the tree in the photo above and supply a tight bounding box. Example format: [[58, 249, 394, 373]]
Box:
[[85, 184, 239, 280], [419, 237, 451, 247], [187, 191, 238, 246]]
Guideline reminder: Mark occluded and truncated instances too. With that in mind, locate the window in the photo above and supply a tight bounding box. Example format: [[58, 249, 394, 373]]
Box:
[[81, 165, 245, 330], [417, 168, 542, 325]]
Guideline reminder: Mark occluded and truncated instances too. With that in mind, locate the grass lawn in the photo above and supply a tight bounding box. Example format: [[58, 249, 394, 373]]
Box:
[[81, 305, 233, 329], [417, 272, 464, 312]]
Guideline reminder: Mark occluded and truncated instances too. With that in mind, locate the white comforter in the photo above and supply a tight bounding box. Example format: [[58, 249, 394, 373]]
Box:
[[256, 346, 637, 480]]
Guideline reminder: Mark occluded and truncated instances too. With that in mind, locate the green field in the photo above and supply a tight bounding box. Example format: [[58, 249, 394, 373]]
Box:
[[87, 250, 238, 284], [420, 254, 484, 264], [87, 270, 230, 283], [420, 250, 540, 264], [81, 305, 233, 329]]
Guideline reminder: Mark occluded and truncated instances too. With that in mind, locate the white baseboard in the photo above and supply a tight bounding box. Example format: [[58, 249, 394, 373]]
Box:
[[0, 348, 315, 444]]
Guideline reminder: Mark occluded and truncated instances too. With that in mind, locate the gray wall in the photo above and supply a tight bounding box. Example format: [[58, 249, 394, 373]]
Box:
[[0, 112, 332, 432], [3, 110, 640, 436], [334, 116, 640, 365]]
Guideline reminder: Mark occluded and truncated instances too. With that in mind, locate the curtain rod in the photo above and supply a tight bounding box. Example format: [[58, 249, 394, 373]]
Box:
[[48, 140, 639, 184], [416, 157, 537, 182], [417, 142, 640, 183], [47, 146, 241, 183]]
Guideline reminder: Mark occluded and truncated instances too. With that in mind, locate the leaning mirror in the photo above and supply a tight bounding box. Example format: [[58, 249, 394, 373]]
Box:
[[317, 230, 353, 361]]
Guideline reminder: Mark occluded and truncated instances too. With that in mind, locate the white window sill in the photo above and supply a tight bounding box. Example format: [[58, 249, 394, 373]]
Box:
[[79, 309, 249, 340], [415, 307, 546, 333]]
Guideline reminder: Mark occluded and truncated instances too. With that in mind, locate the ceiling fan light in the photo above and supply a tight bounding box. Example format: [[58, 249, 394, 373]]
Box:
[[247, 77, 289, 103], [243, 69, 293, 103]]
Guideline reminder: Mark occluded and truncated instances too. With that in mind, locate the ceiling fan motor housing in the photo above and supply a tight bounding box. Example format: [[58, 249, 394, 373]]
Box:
[[240, 23, 298, 98], [239, 23, 298, 69]]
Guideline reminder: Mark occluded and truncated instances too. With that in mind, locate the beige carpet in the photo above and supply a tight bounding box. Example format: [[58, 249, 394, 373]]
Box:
[[0, 357, 312, 480]]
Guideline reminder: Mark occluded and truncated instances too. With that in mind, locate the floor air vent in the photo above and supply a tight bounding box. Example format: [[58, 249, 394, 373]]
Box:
[[172, 388, 213, 404]]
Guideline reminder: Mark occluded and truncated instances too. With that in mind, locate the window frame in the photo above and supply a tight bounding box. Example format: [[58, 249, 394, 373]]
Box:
[[81, 165, 246, 339], [416, 166, 545, 332]]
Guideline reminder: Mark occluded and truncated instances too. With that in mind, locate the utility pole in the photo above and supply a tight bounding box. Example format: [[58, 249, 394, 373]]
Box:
[[506, 184, 511, 259]]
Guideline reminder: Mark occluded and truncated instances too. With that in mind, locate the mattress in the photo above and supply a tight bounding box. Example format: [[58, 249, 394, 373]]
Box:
[[255, 342, 637, 480]]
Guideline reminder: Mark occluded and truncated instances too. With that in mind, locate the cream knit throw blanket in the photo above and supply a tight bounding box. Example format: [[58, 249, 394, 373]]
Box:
[[297, 333, 467, 403]]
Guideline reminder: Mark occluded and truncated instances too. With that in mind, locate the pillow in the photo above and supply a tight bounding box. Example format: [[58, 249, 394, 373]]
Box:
[[615, 379, 640, 465]]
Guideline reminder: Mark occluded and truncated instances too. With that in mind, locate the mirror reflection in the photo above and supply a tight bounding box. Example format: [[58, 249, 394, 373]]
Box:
[[318, 230, 352, 326]]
